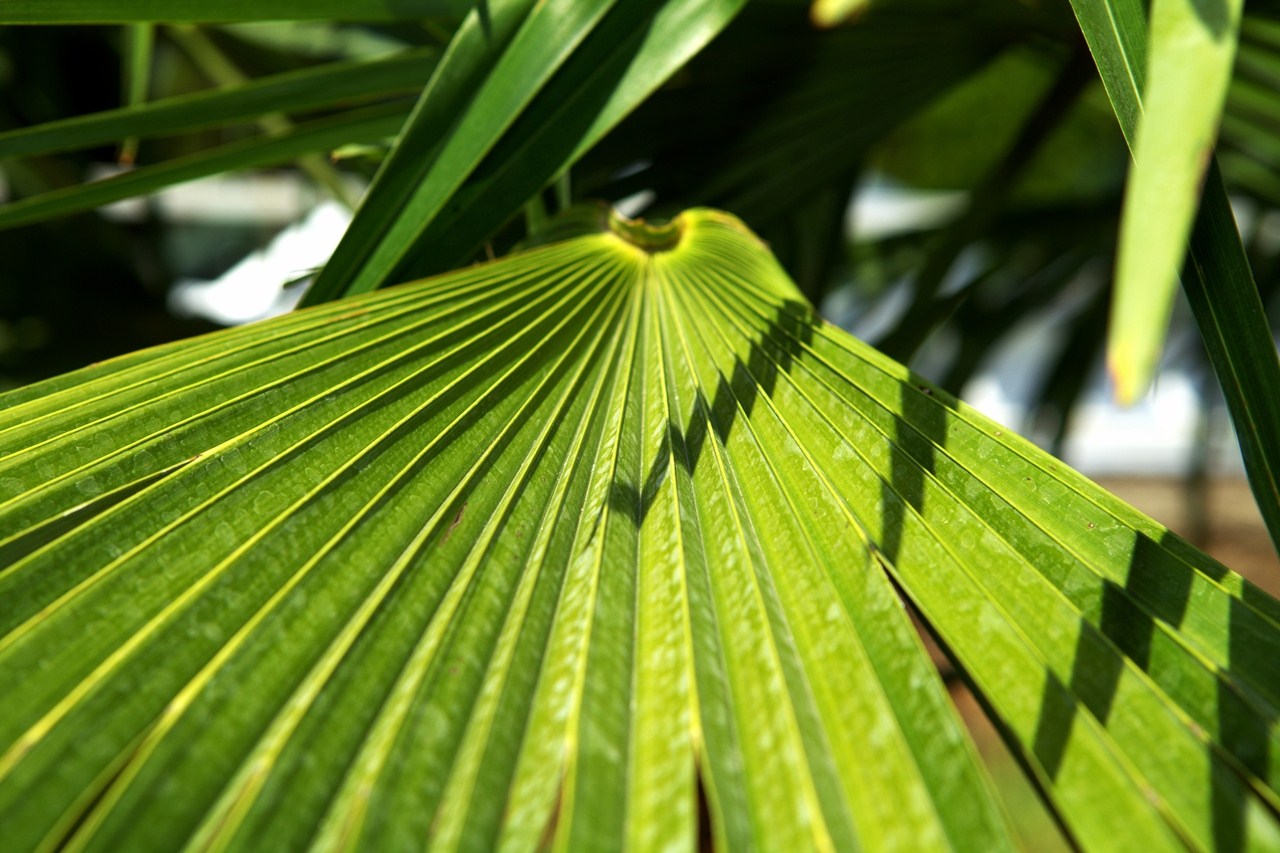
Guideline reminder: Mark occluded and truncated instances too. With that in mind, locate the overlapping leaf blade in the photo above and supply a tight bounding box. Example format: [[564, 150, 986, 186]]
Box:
[[297, 0, 543, 306], [0, 48, 437, 162], [0, 1, 474, 24], [301, 0, 749, 306], [3, 209, 1279, 850], [1069, 0, 1280, 555], [1110, 0, 1243, 402], [379, 0, 759, 281], [0, 103, 411, 230]]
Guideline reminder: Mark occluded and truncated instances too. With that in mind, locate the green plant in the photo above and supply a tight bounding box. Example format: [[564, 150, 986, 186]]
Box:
[[2, 1, 1279, 850]]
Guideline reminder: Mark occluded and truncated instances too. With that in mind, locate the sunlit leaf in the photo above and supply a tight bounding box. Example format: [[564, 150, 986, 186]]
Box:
[[3, 208, 1278, 850], [1069, 0, 1280, 554], [1110, 0, 1243, 403], [809, 0, 871, 29]]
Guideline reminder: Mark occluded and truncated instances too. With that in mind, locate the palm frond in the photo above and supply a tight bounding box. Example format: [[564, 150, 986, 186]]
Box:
[[3, 209, 1278, 850]]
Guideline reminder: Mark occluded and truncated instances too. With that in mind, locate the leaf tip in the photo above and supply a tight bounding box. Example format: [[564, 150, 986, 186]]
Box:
[[809, 0, 870, 29], [1107, 343, 1150, 406]]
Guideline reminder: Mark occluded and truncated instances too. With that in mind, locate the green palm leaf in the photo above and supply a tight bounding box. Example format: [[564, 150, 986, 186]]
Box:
[[0, 48, 436, 162], [0, 1, 473, 24], [2, 208, 1279, 850], [299, 0, 750, 306], [1110, 0, 1243, 403], [1069, 0, 1280, 555], [0, 103, 411, 231]]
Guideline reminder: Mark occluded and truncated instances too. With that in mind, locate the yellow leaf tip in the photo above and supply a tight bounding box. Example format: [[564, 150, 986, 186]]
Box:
[[809, 0, 870, 29], [1107, 348, 1149, 407]]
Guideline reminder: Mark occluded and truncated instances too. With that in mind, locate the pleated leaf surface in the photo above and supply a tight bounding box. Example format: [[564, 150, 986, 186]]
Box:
[[1, 208, 1278, 851]]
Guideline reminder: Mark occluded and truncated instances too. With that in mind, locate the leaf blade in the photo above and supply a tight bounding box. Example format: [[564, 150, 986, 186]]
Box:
[[0, 48, 436, 162], [1069, 0, 1280, 554], [1110, 0, 1244, 402], [0, 103, 410, 231], [0, 211, 1016, 852], [5, 209, 1280, 851], [0, 1, 473, 24]]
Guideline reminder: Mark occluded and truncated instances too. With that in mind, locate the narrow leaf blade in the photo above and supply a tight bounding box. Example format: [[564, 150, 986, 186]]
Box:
[[1069, 0, 1280, 554], [0, 103, 410, 231], [1110, 0, 1244, 402], [0, 49, 436, 162], [302, 0, 749, 306], [0, 1, 473, 24]]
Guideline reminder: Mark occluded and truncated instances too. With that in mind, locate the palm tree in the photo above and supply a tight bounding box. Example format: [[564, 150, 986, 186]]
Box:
[[2, 0, 1279, 849]]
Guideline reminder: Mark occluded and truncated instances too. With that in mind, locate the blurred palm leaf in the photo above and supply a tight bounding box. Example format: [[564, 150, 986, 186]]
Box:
[[1110, 0, 1243, 403], [301, 0, 751, 304], [1069, 0, 1280, 552], [0, 48, 437, 161], [580, 2, 1032, 230], [0, 1, 474, 24], [0, 102, 411, 229]]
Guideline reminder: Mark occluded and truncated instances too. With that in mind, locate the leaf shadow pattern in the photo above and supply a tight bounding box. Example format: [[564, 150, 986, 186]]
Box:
[[0, 462, 181, 566], [878, 379, 945, 568], [1030, 529, 1274, 850], [867, 347, 1278, 847], [611, 299, 816, 528], [1030, 534, 1191, 780]]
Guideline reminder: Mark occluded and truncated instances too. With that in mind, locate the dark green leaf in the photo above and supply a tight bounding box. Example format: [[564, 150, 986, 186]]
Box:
[[0, 103, 410, 230], [0, 1, 474, 24], [302, 0, 749, 306], [0, 49, 436, 161]]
